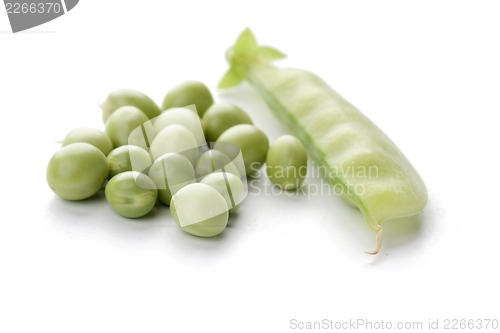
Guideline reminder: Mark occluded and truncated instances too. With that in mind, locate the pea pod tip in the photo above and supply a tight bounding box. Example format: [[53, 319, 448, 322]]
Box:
[[365, 229, 383, 255]]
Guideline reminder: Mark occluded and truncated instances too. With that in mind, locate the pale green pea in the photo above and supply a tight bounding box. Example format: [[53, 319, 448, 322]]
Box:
[[201, 103, 253, 143], [46, 143, 109, 201], [195, 149, 240, 178], [105, 106, 149, 148], [266, 135, 308, 190], [105, 171, 158, 218], [154, 107, 205, 146], [162, 81, 214, 118], [101, 89, 161, 123], [148, 153, 196, 205], [62, 127, 113, 156], [127, 120, 156, 151], [149, 124, 199, 164], [201, 172, 245, 215], [107, 145, 152, 179], [170, 183, 229, 237], [216, 124, 269, 177]]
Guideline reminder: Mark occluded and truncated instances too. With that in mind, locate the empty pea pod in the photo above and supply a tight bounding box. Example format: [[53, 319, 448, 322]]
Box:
[[219, 29, 428, 254]]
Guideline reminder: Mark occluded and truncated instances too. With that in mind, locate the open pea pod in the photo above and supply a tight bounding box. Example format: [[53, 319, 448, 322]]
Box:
[[219, 29, 427, 254]]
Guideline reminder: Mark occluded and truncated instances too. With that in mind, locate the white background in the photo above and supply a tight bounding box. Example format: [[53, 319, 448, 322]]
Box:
[[1, 1, 499, 332]]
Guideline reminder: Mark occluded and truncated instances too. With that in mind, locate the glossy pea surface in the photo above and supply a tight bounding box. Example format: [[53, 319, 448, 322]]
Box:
[[105, 171, 158, 218], [148, 153, 196, 205], [201, 103, 252, 143], [105, 106, 149, 147], [150, 124, 199, 164], [62, 127, 113, 156], [47, 143, 109, 200], [107, 145, 152, 179], [101, 89, 161, 122], [161, 81, 214, 118], [201, 172, 245, 214], [170, 183, 229, 237], [216, 124, 269, 176], [266, 135, 308, 190]]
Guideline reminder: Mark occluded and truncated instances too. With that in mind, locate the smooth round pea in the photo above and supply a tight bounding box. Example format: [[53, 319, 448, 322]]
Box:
[[107, 145, 152, 179], [216, 124, 269, 177], [148, 153, 196, 205], [154, 107, 205, 146], [47, 143, 109, 200], [62, 127, 113, 156], [101, 89, 161, 122], [149, 124, 199, 164], [201, 103, 253, 143], [170, 183, 229, 237], [266, 135, 308, 190], [201, 172, 245, 214], [162, 81, 214, 118], [105, 171, 158, 218], [195, 149, 240, 178], [105, 106, 149, 148], [127, 119, 156, 151]]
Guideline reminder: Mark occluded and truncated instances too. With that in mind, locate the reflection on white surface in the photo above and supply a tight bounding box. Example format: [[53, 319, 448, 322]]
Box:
[[1, 1, 499, 332]]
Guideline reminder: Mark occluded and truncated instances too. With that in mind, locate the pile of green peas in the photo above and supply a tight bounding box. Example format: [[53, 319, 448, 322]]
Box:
[[47, 80, 308, 238]]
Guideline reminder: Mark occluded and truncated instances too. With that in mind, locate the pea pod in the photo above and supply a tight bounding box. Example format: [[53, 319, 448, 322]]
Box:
[[219, 29, 427, 254]]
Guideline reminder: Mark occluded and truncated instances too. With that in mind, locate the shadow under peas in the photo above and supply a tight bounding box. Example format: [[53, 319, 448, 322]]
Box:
[[47, 190, 107, 218], [47, 190, 168, 232], [381, 214, 424, 250], [47, 190, 239, 257]]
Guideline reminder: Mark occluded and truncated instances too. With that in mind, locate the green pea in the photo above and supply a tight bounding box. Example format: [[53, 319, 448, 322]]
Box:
[[195, 149, 240, 178], [170, 183, 229, 237], [201, 172, 246, 214], [105, 106, 149, 148], [201, 103, 253, 143], [127, 119, 156, 151], [162, 81, 214, 118], [105, 171, 158, 218], [107, 145, 152, 179], [148, 153, 196, 205], [149, 124, 199, 164], [216, 124, 269, 177], [62, 127, 113, 156], [46, 143, 109, 200], [266, 135, 308, 190], [101, 89, 161, 123], [154, 107, 205, 146]]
